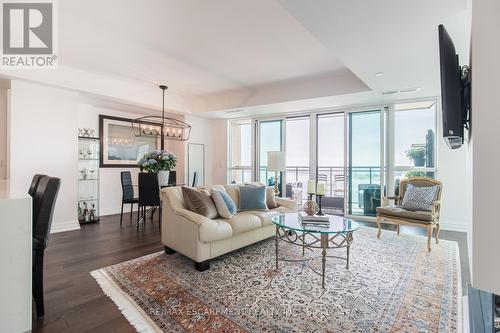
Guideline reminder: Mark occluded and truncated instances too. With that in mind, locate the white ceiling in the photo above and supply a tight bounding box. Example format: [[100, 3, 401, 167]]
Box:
[[59, 0, 360, 95], [0, 0, 470, 116]]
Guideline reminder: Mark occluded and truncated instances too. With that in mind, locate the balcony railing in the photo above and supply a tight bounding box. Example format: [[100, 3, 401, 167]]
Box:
[[283, 166, 381, 198]]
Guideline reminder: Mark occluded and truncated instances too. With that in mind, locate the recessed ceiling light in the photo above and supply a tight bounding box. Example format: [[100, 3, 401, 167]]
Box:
[[375, 72, 384, 77]]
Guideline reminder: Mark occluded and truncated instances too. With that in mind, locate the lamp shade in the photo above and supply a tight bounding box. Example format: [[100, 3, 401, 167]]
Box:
[[267, 151, 286, 172]]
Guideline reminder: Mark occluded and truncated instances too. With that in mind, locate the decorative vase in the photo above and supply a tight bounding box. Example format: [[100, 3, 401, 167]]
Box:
[[158, 170, 170, 187], [413, 156, 425, 167], [302, 200, 319, 216]]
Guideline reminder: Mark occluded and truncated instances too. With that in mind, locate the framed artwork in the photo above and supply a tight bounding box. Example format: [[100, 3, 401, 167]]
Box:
[[99, 115, 160, 168]]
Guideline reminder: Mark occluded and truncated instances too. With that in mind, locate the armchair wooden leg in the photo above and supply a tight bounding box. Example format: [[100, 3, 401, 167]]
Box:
[[397, 224, 400, 236], [426, 224, 432, 252], [435, 223, 440, 244], [376, 217, 382, 239]]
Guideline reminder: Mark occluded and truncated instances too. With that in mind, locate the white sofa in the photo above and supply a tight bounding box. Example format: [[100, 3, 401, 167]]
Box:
[[160, 184, 298, 271]]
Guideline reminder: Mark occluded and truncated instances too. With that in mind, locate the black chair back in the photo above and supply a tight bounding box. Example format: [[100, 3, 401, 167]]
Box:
[[33, 177, 61, 250], [168, 170, 176, 186], [121, 171, 134, 201], [139, 173, 161, 206], [29, 174, 47, 197], [192, 171, 197, 187]]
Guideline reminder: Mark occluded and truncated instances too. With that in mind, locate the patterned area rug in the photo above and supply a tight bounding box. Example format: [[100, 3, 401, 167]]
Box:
[[91, 227, 461, 332]]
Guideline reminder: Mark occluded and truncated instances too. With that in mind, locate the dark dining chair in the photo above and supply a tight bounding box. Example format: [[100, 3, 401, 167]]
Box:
[[29, 174, 48, 229], [192, 171, 198, 187], [32, 176, 61, 319], [138, 173, 161, 230], [28, 174, 47, 197], [120, 171, 139, 225], [168, 170, 177, 186]]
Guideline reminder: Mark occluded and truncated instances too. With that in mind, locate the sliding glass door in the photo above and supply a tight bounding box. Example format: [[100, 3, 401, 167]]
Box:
[[245, 102, 435, 220], [285, 116, 310, 203], [348, 110, 383, 217], [317, 113, 345, 215]]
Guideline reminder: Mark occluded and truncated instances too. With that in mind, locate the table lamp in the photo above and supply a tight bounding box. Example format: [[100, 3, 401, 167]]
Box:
[[267, 151, 286, 196]]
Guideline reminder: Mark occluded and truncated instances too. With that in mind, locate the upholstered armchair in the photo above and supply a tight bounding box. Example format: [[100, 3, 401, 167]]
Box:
[[376, 177, 442, 251]]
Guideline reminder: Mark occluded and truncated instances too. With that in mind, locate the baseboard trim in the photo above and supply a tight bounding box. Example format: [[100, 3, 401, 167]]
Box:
[[50, 220, 80, 234], [439, 221, 468, 233], [100, 206, 139, 217]]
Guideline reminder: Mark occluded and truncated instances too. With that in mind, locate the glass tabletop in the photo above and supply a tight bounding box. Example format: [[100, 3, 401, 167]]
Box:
[[272, 213, 360, 234]]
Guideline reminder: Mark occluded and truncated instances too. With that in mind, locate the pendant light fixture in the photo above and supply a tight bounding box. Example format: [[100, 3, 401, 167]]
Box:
[[131, 85, 191, 149]]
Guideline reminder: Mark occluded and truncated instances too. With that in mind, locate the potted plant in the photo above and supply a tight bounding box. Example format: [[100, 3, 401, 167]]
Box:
[[138, 150, 177, 186], [405, 146, 426, 167]]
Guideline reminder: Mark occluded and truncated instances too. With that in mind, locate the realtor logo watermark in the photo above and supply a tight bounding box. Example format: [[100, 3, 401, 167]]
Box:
[[1, 0, 57, 68]]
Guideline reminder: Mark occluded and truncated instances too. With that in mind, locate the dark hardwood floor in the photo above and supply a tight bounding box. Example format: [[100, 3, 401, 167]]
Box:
[[32, 212, 470, 332], [32, 212, 163, 333]]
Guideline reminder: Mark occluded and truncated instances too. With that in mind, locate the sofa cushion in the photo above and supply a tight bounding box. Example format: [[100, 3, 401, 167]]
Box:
[[239, 185, 268, 211], [245, 210, 280, 226], [199, 219, 233, 243], [211, 188, 237, 218], [224, 213, 262, 234], [181, 187, 219, 219], [376, 205, 433, 223], [222, 184, 240, 208]]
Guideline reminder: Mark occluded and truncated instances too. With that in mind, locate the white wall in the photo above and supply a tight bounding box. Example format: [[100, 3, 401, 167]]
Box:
[[78, 104, 146, 216], [7, 80, 215, 231], [0, 89, 7, 179], [9, 80, 80, 233], [212, 119, 229, 184], [471, 0, 500, 295], [78, 104, 190, 216], [78, 105, 216, 215], [436, 105, 469, 232]]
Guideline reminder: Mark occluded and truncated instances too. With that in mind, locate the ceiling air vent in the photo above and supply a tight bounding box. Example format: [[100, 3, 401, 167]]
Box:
[[382, 87, 420, 95], [225, 109, 246, 114]]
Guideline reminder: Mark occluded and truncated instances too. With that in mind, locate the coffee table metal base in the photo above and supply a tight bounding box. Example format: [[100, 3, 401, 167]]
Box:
[[274, 225, 354, 288]]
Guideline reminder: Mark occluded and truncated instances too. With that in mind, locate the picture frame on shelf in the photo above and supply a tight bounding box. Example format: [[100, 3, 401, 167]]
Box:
[[99, 115, 160, 168]]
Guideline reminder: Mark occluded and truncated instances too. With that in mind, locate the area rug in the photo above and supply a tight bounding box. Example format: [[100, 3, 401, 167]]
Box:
[[91, 227, 461, 332]]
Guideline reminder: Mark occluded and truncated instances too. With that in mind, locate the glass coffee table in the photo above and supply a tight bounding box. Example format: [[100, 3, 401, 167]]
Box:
[[272, 213, 360, 288]]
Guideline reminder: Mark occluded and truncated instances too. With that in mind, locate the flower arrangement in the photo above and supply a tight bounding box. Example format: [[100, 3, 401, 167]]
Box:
[[138, 150, 177, 173]]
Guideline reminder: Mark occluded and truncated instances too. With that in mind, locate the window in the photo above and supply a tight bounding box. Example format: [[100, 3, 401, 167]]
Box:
[[226, 99, 437, 219], [228, 120, 252, 183], [285, 117, 310, 201], [392, 101, 436, 194], [258, 120, 283, 184]]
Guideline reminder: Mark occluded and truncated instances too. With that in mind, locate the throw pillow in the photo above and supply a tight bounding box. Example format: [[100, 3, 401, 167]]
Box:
[[239, 185, 268, 211], [243, 182, 278, 209], [401, 183, 438, 211], [211, 189, 237, 218], [181, 187, 219, 219], [266, 186, 278, 209]]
